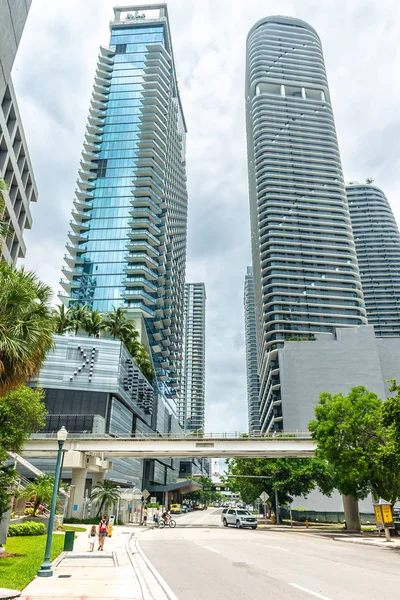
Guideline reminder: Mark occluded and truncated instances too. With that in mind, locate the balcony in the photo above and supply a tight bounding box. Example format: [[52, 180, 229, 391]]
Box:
[[121, 289, 156, 305]]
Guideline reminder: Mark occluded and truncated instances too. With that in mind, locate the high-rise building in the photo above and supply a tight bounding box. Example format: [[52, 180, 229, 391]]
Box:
[[0, 0, 32, 100], [0, 0, 37, 264], [347, 182, 400, 337], [179, 283, 206, 431], [246, 16, 367, 432], [244, 266, 260, 432], [60, 5, 188, 403]]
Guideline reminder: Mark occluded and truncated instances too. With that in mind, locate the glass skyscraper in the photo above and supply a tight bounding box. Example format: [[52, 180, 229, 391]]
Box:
[[60, 5, 188, 402], [179, 283, 206, 431], [246, 16, 366, 432], [347, 182, 400, 337], [244, 267, 260, 433]]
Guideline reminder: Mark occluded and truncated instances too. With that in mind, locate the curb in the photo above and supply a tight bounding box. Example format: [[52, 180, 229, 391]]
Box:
[[125, 531, 148, 599], [134, 534, 179, 600]]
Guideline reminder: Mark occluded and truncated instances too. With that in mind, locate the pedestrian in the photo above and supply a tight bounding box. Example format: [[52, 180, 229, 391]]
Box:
[[143, 506, 148, 526], [88, 525, 97, 552], [154, 509, 160, 525], [98, 515, 108, 550]]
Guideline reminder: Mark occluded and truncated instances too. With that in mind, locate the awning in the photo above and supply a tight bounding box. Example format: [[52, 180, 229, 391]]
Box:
[[147, 479, 202, 494]]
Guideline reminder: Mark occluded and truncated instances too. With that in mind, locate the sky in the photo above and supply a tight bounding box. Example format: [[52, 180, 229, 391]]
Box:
[[12, 0, 400, 433]]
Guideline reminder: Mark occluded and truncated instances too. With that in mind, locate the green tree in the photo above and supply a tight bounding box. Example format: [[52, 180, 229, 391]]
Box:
[[225, 457, 334, 515], [53, 304, 72, 335], [0, 466, 16, 519], [103, 307, 137, 341], [69, 303, 89, 336], [309, 387, 387, 501], [0, 179, 10, 239], [22, 474, 55, 515], [83, 309, 104, 337], [0, 386, 47, 463], [0, 262, 55, 394], [183, 476, 221, 506], [127, 341, 154, 382], [90, 480, 120, 517]]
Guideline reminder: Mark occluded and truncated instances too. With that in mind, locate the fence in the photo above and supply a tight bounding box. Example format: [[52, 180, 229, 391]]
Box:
[[280, 508, 376, 525]]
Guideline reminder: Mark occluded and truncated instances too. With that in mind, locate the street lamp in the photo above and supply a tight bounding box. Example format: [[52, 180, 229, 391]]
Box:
[[37, 426, 68, 577]]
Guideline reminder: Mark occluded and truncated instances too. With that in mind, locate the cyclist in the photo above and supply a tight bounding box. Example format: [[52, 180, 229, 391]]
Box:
[[161, 510, 170, 523]]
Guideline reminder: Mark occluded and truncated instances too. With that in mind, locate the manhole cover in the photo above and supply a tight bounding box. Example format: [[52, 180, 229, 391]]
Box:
[[58, 575, 71, 578]]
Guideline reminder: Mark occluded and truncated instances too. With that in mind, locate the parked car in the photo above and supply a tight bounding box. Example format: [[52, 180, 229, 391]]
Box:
[[194, 503, 205, 510], [182, 505, 188, 513], [170, 504, 182, 514], [221, 508, 257, 529]]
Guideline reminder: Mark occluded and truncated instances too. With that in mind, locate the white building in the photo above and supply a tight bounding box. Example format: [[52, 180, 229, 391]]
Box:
[[245, 16, 367, 433], [179, 283, 206, 431]]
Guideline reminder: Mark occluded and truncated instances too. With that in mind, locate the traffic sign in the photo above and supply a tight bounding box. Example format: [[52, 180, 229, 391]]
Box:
[[260, 492, 269, 503], [142, 489, 150, 500]]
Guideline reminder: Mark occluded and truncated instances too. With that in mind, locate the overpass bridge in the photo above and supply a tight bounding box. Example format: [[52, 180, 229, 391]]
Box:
[[21, 433, 315, 520], [23, 432, 315, 459]]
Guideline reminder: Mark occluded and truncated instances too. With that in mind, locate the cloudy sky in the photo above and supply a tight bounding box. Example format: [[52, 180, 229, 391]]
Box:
[[12, 0, 400, 432]]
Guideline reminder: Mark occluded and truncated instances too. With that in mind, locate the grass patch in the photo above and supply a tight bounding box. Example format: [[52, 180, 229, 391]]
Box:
[[59, 525, 86, 532], [0, 533, 65, 591]]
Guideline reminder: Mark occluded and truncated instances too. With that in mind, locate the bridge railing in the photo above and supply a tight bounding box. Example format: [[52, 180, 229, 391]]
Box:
[[29, 431, 312, 440]]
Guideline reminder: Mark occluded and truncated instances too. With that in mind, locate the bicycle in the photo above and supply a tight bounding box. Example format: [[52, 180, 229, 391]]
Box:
[[158, 518, 176, 528]]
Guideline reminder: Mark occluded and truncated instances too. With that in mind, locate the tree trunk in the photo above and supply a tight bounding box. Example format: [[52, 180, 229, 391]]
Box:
[[342, 495, 361, 531]]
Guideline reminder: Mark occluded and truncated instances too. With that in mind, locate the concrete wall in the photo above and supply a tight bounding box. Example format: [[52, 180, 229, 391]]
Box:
[[0, 0, 31, 99], [376, 337, 400, 397], [279, 326, 388, 431]]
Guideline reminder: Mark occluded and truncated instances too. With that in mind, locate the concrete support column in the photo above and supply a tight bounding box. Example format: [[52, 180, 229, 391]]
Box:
[[342, 495, 361, 531], [90, 471, 106, 519], [70, 468, 88, 520]]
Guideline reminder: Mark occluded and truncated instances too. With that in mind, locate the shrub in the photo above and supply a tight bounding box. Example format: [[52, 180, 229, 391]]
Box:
[[8, 521, 46, 537], [24, 507, 39, 516]]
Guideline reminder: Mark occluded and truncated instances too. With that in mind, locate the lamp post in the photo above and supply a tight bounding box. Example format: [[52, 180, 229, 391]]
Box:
[[38, 426, 68, 577]]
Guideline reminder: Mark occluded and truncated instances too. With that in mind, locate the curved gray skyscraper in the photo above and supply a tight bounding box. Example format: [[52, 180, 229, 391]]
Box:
[[246, 17, 366, 432], [347, 182, 400, 337]]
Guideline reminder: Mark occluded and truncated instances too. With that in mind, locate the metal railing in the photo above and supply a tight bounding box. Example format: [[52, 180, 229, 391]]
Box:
[[29, 431, 312, 441]]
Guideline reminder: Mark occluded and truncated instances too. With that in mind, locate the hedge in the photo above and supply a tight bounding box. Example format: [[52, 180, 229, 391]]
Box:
[[8, 521, 46, 537]]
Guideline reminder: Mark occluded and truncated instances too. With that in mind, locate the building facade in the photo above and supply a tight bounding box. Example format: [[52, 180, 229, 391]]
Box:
[[29, 334, 181, 517], [179, 283, 206, 431], [244, 266, 260, 433], [347, 182, 400, 337], [245, 16, 367, 432], [0, 0, 37, 264], [0, 0, 32, 100], [60, 5, 188, 405]]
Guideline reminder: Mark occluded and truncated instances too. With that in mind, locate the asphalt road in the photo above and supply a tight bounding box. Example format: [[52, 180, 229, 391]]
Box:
[[139, 508, 400, 600]]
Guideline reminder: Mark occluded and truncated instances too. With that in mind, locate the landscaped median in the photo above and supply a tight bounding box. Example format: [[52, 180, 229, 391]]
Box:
[[0, 530, 65, 591]]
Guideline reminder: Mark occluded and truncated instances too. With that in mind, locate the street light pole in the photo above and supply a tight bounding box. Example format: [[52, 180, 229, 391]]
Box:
[[38, 426, 68, 577]]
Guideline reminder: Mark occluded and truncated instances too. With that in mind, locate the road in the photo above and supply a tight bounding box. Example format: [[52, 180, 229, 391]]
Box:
[[139, 508, 400, 600]]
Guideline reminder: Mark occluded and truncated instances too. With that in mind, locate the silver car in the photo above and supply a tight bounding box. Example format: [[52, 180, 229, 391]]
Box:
[[221, 508, 257, 529]]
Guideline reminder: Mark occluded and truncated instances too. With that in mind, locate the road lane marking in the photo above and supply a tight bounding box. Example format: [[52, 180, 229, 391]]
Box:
[[261, 544, 289, 552], [289, 583, 332, 600], [199, 545, 220, 554]]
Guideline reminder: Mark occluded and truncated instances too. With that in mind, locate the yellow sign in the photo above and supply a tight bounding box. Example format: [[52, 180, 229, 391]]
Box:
[[374, 505, 383, 528], [381, 504, 393, 526]]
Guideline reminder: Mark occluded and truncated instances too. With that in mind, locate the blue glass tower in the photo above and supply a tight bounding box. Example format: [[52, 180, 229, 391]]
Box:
[[60, 5, 188, 402]]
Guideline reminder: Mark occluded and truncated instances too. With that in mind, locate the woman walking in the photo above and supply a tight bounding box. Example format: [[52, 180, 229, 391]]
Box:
[[98, 515, 108, 550]]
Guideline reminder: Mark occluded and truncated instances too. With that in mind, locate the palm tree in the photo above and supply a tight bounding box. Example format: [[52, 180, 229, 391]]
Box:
[[69, 303, 89, 336], [0, 262, 55, 394], [90, 480, 120, 517], [84, 309, 104, 337], [127, 340, 154, 382], [22, 474, 55, 515], [53, 304, 72, 335], [103, 307, 128, 339]]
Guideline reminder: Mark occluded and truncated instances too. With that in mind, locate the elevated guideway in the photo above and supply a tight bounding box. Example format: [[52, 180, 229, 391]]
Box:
[[23, 432, 315, 459]]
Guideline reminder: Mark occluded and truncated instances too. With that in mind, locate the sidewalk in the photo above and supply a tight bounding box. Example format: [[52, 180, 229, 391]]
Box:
[[20, 525, 150, 600]]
